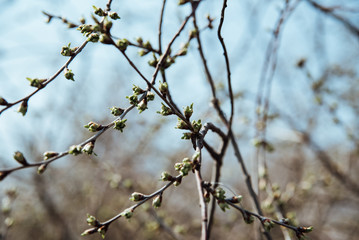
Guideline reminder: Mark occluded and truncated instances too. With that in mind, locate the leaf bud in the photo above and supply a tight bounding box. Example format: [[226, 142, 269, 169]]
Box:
[[121, 209, 133, 219], [146, 91, 155, 101], [116, 38, 129, 51], [109, 12, 121, 20], [0, 171, 10, 181], [137, 99, 147, 113], [81, 227, 97, 236], [130, 192, 145, 202], [27, 77, 46, 88], [160, 172, 173, 181], [87, 214, 100, 227], [43, 151, 58, 160], [13, 151, 28, 166], [262, 218, 275, 232], [83, 142, 95, 155], [176, 118, 189, 130], [184, 103, 193, 120], [152, 195, 162, 208], [157, 103, 173, 116], [93, 6, 105, 17], [18, 100, 28, 116], [192, 119, 202, 133], [37, 164, 48, 175]]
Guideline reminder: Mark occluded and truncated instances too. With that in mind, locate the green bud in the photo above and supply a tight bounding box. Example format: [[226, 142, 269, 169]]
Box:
[[104, 20, 113, 32], [160, 171, 173, 181], [99, 34, 112, 44], [143, 41, 152, 50], [64, 68, 74, 81], [116, 38, 129, 51], [84, 121, 103, 132], [79, 17, 86, 24], [176, 118, 189, 130], [109, 12, 121, 20], [43, 151, 59, 160], [218, 200, 230, 212], [132, 85, 144, 95], [67, 23, 77, 28], [13, 151, 28, 166], [0, 97, 8, 106], [126, 94, 138, 106], [148, 59, 158, 67], [113, 119, 127, 132], [136, 37, 143, 45], [18, 100, 28, 116], [158, 82, 168, 95], [93, 6, 105, 16], [37, 164, 47, 175], [174, 162, 183, 171], [61, 43, 77, 56], [174, 178, 182, 186], [130, 192, 145, 202], [137, 99, 147, 113], [83, 142, 95, 155], [87, 214, 100, 227], [110, 106, 124, 116], [68, 145, 82, 155], [146, 91, 155, 101], [244, 214, 254, 224], [263, 219, 275, 232], [157, 103, 173, 116], [189, 29, 198, 39], [87, 33, 100, 42], [152, 195, 162, 208], [27, 77, 46, 88], [192, 119, 202, 133], [192, 152, 200, 162], [215, 188, 226, 200], [181, 132, 192, 140], [184, 103, 193, 120], [138, 49, 148, 56], [121, 209, 133, 219]]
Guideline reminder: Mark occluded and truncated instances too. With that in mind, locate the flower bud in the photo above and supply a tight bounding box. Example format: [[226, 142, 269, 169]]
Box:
[[146, 91, 155, 101], [262, 218, 275, 232], [93, 6, 105, 16], [158, 82, 168, 95], [126, 95, 138, 106], [116, 38, 129, 51], [130, 192, 145, 202], [84, 121, 103, 132], [18, 100, 28, 116], [157, 103, 173, 116], [79, 17, 86, 24], [113, 119, 127, 132], [83, 142, 95, 155], [184, 103, 193, 120], [61, 43, 77, 56], [68, 145, 82, 155], [132, 85, 144, 95], [244, 214, 254, 224], [13, 151, 28, 166], [87, 214, 100, 227], [0, 171, 9, 181], [160, 172, 173, 181], [152, 195, 162, 208], [176, 118, 189, 130], [37, 164, 48, 175], [121, 209, 133, 219], [181, 132, 192, 140], [87, 33, 100, 42], [192, 119, 202, 133], [43, 151, 59, 160], [137, 99, 147, 113], [109, 12, 121, 20], [136, 37, 143, 45]]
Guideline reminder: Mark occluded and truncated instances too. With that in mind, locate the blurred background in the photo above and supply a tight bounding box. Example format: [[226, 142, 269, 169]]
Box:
[[0, 0, 358, 239]]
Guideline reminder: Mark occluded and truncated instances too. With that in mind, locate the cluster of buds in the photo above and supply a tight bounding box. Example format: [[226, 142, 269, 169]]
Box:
[[137, 38, 154, 56], [84, 121, 103, 132], [92, 5, 120, 20], [110, 106, 125, 116], [68, 145, 82, 155], [157, 103, 173, 116], [215, 188, 230, 212], [126, 85, 155, 114], [113, 119, 127, 132], [43, 151, 59, 160], [61, 43, 78, 57], [116, 38, 129, 51], [174, 158, 193, 176]]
